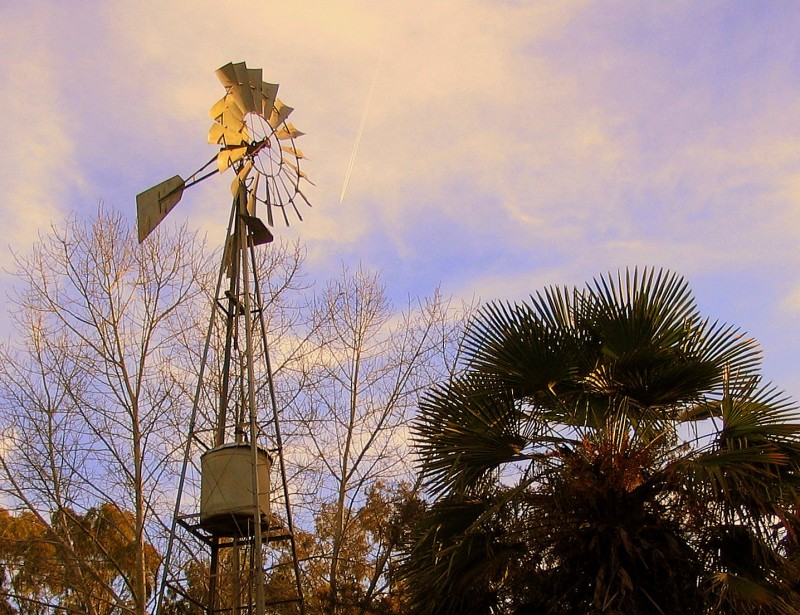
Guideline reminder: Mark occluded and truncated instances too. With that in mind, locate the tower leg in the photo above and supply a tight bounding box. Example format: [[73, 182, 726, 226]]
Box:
[[209, 539, 219, 614]]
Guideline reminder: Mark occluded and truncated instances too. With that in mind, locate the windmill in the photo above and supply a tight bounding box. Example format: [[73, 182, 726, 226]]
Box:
[[138, 62, 311, 615]]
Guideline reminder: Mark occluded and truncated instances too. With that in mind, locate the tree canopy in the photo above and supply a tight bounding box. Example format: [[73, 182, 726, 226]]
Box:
[[5, 211, 798, 614], [0, 503, 160, 614]]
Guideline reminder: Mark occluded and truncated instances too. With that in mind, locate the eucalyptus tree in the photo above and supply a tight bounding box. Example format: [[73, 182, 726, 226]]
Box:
[[406, 268, 800, 614], [0, 503, 161, 614]]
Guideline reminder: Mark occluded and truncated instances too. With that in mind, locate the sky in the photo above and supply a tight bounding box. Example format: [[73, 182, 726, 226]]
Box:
[[1, 0, 799, 398]]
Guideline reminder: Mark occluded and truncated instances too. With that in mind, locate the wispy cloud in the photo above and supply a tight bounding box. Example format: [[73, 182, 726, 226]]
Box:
[[0, 0, 797, 394]]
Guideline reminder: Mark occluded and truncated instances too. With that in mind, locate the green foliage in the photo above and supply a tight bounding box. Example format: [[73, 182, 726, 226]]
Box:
[[301, 481, 424, 614], [0, 503, 160, 614], [405, 268, 800, 614]]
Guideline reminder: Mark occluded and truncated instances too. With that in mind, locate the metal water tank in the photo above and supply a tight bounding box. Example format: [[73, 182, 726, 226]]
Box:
[[199, 442, 271, 537]]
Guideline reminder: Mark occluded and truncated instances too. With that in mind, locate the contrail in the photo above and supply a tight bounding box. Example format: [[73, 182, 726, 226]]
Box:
[[339, 52, 383, 204]]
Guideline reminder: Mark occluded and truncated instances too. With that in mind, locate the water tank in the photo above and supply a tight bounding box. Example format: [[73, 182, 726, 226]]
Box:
[[199, 442, 271, 537]]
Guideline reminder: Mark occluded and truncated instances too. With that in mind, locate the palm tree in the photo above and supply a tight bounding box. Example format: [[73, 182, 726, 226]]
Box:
[[404, 268, 800, 614]]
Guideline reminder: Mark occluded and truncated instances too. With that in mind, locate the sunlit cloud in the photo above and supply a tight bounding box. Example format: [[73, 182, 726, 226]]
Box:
[[0, 8, 81, 269]]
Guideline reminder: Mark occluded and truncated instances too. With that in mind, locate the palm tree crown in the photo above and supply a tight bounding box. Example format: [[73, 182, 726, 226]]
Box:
[[405, 268, 800, 614]]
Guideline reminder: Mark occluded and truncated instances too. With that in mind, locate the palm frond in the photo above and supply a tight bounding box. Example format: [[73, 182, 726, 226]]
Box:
[[462, 298, 585, 400], [414, 379, 529, 495], [402, 495, 518, 615], [705, 570, 800, 615], [673, 383, 800, 528]]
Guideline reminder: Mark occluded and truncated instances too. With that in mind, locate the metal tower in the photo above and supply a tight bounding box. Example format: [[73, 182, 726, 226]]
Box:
[[137, 62, 311, 615]]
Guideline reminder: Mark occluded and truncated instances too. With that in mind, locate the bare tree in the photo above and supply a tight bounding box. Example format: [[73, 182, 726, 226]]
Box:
[[280, 267, 469, 613], [0, 208, 210, 614]]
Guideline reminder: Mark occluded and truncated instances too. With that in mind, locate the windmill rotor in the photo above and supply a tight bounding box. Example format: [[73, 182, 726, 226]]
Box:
[[137, 60, 311, 243]]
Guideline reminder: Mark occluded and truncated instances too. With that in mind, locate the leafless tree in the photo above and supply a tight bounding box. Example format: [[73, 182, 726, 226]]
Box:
[[280, 266, 470, 613], [0, 208, 211, 614]]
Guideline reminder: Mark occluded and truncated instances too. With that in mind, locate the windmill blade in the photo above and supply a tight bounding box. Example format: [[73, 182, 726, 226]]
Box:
[[285, 160, 313, 184], [208, 94, 228, 122], [268, 100, 293, 128], [275, 123, 304, 140], [281, 145, 306, 159], [247, 173, 260, 217], [218, 146, 248, 171], [247, 68, 263, 104], [220, 107, 246, 134], [215, 62, 239, 88], [217, 62, 252, 113], [260, 82, 279, 116], [209, 96, 228, 119], [210, 96, 245, 128], [209, 123, 248, 147], [230, 161, 254, 196], [231, 62, 257, 113], [136, 175, 185, 243]]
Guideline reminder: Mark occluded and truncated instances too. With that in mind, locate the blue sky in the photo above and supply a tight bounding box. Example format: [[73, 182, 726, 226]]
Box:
[[1, 0, 798, 397]]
